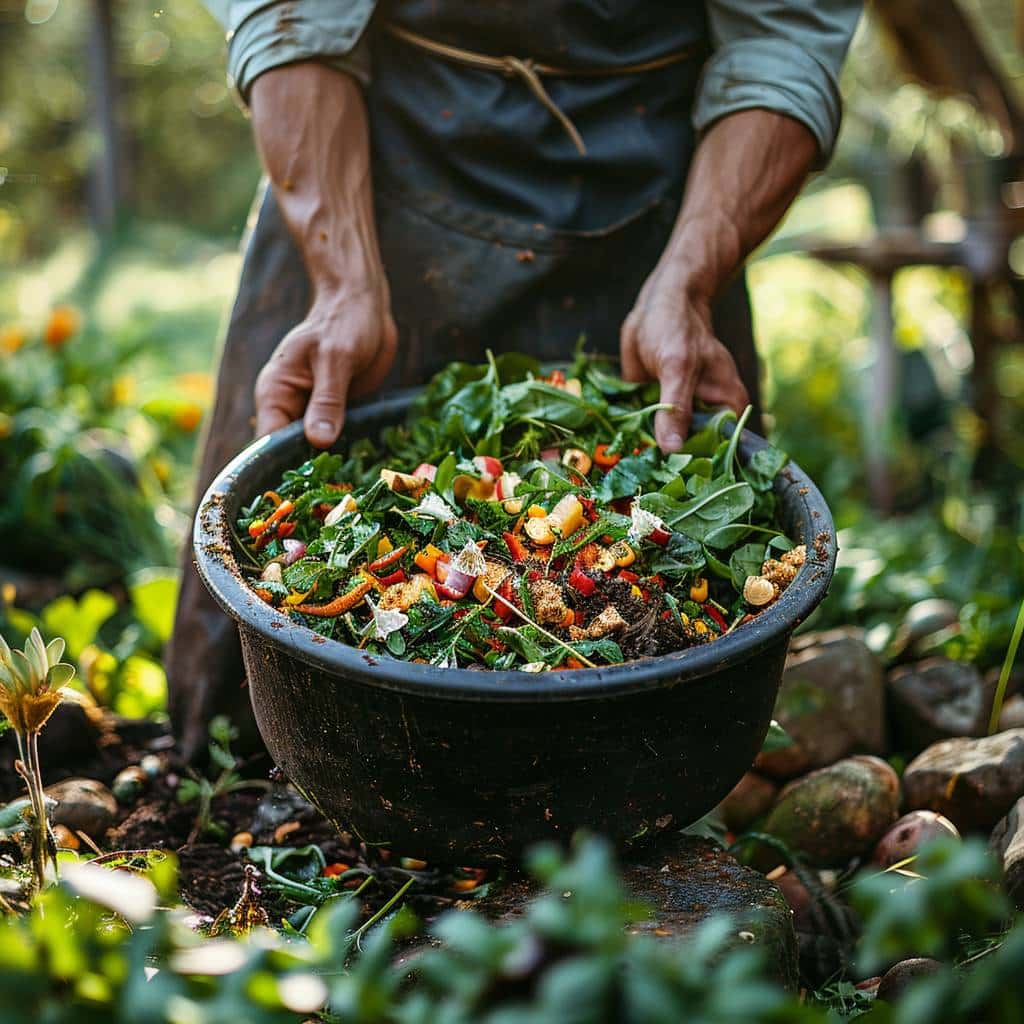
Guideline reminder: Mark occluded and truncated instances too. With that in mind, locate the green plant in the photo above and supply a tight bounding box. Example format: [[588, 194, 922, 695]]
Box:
[[0, 628, 77, 890], [176, 715, 272, 845]]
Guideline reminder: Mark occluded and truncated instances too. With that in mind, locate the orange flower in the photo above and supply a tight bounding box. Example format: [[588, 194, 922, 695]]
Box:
[[0, 325, 26, 354], [43, 306, 79, 349], [173, 402, 204, 432]]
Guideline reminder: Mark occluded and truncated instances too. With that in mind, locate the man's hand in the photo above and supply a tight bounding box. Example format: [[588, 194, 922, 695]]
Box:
[[621, 264, 748, 452], [623, 110, 819, 451], [250, 63, 393, 448], [255, 287, 397, 446]]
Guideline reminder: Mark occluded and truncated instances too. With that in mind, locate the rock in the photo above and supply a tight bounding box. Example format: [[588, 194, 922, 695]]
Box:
[[718, 772, 778, 832], [997, 695, 1024, 732], [476, 835, 798, 990], [771, 866, 860, 986], [990, 796, 1024, 909], [894, 599, 960, 656], [872, 811, 960, 868], [112, 766, 149, 804], [755, 629, 887, 779], [43, 778, 118, 839], [757, 756, 901, 867], [902, 730, 1024, 831], [876, 958, 944, 1002], [888, 658, 990, 752]]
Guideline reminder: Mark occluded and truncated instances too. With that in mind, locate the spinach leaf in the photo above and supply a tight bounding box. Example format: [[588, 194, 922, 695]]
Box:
[[729, 542, 767, 591], [497, 626, 545, 664], [640, 479, 754, 542], [646, 531, 705, 579], [743, 445, 790, 492]]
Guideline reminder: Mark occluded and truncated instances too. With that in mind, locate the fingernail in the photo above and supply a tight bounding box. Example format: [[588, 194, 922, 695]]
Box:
[[310, 420, 335, 446], [664, 433, 683, 451]]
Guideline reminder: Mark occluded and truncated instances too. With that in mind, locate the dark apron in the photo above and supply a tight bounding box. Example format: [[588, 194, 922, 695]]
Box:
[[168, 1, 761, 759]]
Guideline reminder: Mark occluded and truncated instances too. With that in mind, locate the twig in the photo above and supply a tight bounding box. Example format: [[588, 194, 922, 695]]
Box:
[[483, 583, 598, 669]]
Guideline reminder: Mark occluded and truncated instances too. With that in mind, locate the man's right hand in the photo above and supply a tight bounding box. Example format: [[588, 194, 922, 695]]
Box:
[[255, 285, 397, 447], [250, 62, 394, 449]]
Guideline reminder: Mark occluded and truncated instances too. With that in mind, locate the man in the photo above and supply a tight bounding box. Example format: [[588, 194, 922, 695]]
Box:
[[170, 0, 862, 758]]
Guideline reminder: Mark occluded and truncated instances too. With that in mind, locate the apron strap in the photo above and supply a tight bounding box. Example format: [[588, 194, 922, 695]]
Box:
[[385, 22, 699, 157]]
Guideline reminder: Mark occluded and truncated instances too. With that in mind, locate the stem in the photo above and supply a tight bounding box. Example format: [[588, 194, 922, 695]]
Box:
[[989, 597, 1024, 735], [24, 731, 53, 888], [353, 876, 414, 943]]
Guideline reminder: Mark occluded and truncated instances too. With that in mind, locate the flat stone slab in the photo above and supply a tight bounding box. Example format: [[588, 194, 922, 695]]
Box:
[[477, 835, 798, 988]]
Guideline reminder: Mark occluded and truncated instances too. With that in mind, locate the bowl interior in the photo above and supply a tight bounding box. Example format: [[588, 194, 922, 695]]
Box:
[[194, 394, 837, 702]]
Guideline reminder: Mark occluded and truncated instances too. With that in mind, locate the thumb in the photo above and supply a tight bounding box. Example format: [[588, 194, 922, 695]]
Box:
[[304, 343, 354, 449], [654, 356, 696, 453]]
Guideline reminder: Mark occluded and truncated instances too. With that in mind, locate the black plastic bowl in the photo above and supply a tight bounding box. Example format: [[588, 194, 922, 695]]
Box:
[[194, 394, 837, 863]]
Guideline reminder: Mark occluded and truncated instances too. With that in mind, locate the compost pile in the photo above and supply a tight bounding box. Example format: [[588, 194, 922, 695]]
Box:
[[236, 352, 804, 670]]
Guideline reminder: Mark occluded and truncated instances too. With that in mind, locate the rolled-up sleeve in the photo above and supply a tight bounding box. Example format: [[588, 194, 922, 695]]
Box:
[[695, 1, 863, 163], [205, 1, 377, 101]]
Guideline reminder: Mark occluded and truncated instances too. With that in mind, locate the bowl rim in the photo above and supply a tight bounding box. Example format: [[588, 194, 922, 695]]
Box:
[[193, 395, 837, 703]]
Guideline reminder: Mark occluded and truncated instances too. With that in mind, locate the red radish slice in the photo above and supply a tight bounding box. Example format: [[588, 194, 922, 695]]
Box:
[[473, 455, 503, 479], [413, 463, 437, 482]]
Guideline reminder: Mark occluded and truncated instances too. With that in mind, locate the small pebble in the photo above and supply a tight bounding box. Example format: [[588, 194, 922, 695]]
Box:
[[52, 824, 79, 850], [112, 766, 149, 804]]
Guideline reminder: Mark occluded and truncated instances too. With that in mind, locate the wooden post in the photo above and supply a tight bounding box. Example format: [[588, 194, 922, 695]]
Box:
[[87, 0, 120, 232]]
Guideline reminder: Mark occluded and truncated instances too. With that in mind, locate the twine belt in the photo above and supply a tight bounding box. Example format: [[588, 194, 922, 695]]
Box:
[[385, 22, 696, 157]]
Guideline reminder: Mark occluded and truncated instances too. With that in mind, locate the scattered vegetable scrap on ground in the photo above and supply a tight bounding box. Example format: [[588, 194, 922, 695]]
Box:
[[236, 351, 805, 671]]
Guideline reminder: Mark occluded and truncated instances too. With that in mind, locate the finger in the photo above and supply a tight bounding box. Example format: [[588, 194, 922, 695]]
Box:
[[654, 353, 697, 452], [254, 336, 313, 437], [695, 345, 750, 415], [619, 312, 650, 383], [304, 342, 355, 448]]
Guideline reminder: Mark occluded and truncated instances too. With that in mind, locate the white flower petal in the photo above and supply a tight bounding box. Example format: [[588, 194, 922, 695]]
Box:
[[411, 493, 456, 521], [368, 599, 408, 641]]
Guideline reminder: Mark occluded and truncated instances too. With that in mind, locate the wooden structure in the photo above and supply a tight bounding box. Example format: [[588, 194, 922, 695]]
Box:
[[801, 0, 1024, 509]]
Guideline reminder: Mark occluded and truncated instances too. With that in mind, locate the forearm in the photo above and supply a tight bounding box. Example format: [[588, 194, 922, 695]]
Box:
[[250, 62, 383, 300], [659, 110, 818, 301]]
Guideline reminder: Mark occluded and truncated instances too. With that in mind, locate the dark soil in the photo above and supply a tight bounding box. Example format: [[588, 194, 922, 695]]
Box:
[[2, 708, 488, 924]]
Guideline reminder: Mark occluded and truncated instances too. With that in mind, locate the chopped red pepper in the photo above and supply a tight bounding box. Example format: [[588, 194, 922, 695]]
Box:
[[377, 568, 407, 587], [323, 862, 350, 878], [706, 606, 728, 631], [494, 576, 517, 621], [619, 569, 639, 585], [568, 567, 597, 596]]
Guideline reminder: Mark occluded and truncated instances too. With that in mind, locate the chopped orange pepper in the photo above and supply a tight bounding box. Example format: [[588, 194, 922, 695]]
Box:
[[453, 878, 479, 892], [263, 490, 284, 507], [689, 577, 708, 603], [415, 544, 445, 576], [323, 862, 351, 878]]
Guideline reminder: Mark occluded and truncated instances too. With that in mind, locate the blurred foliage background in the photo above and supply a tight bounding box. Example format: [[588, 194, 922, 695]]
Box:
[[0, 0, 1022, 717]]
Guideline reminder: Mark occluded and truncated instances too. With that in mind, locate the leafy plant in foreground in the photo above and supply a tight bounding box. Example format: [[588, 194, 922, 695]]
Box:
[[0, 627, 77, 890]]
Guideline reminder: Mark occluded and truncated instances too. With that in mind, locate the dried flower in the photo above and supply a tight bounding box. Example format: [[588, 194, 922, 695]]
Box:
[[0, 628, 77, 737]]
